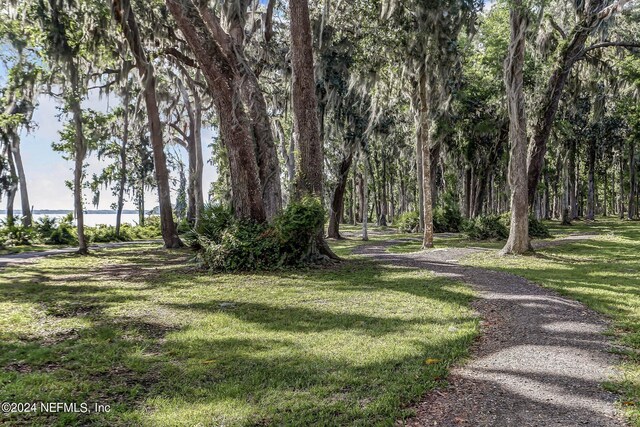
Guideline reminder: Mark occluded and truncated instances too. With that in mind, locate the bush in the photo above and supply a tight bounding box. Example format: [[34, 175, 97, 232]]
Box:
[[34, 216, 58, 240], [0, 223, 40, 247], [463, 215, 509, 240], [528, 215, 551, 238], [433, 205, 463, 233], [193, 197, 325, 271], [47, 222, 77, 245], [499, 212, 551, 239], [396, 211, 420, 233]]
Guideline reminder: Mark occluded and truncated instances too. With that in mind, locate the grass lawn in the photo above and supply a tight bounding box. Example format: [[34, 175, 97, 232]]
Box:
[[0, 245, 65, 256], [0, 244, 478, 426], [463, 218, 640, 425]]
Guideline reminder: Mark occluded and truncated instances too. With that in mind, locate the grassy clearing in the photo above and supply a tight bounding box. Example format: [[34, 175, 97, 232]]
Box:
[[0, 243, 477, 426], [0, 245, 65, 256], [463, 218, 640, 425]]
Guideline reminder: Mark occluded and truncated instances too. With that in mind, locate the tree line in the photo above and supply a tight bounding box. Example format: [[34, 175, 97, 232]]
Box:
[[0, 0, 638, 258]]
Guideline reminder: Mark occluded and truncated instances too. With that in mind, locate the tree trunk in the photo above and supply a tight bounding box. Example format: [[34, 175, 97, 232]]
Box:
[[113, 0, 183, 248], [417, 70, 434, 249], [115, 90, 129, 238], [587, 137, 596, 221], [288, 0, 337, 259], [70, 96, 88, 255], [629, 139, 637, 220], [501, 1, 531, 255], [10, 135, 32, 227], [415, 113, 425, 232], [526, 0, 625, 205], [166, 0, 266, 225], [327, 145, 355, 239], [362, 151, 369, 241], [4, 142, 18, 226]]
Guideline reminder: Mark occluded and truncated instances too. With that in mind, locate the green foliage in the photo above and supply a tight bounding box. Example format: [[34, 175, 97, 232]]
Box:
[[498, 212, 552, 239], [85, 222, 161, 243], [433, 205, 463, 233], [0, 221, 40, 247], [273, 197, 325, 264], [193, 198, 325, 271], [396, 211, 420, 233], [527, 216, 551, 239], [46, 220, 77, 246], [463, 215, 509, 240]]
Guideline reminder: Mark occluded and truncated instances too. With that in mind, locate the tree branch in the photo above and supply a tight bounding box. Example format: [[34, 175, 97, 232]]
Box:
[[581, 41, 640, 55]]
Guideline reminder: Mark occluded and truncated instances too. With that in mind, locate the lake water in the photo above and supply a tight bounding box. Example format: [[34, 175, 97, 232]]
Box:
[[30, 214, 143, 227]]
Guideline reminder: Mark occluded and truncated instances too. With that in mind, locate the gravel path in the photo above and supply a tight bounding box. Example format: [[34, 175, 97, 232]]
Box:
[[354, 237, 626, 427], [0, 240, 162, 268]]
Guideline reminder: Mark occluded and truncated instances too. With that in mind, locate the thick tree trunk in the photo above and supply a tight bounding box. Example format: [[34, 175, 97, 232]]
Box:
[[223, 0, 282, 221], [288, 0, 337, 259], [113, 0, 183, 248], [501, 2, 531, 255], [165, 0, 265, 223]]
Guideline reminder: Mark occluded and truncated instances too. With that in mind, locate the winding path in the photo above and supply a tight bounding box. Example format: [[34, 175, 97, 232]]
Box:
[[354, 237, 625, 427]]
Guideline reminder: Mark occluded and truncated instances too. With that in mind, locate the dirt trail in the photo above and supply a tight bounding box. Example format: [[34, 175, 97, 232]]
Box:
[[354, 237, 625, 427]]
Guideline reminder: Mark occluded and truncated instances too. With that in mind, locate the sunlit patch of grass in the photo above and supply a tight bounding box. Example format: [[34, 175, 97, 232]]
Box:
[[463, 218, 640, 425], [0, 243, 477, 426], [0, 244, 66, 256]]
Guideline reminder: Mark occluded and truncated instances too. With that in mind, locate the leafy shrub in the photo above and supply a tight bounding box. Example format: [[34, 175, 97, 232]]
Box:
[[193, 197, 325, 271], [499, 212, 551, 239], [396, 211, 420, 233], [433, 205, 463, 233], [34, 215, 58, 239], [463, 215, 509, 240], [47, 222, 77, 245], [527, 215, 551, 238], [0, 223, 40, 247]]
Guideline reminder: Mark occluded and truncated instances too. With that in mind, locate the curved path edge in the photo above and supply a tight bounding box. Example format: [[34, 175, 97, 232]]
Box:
[[353, 237, 626, 427]]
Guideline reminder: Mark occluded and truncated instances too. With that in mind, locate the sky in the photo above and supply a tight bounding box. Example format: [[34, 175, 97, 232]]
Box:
[[5, 85, 218, 212]]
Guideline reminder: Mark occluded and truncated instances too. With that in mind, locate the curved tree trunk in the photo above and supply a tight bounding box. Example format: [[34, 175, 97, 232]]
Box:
[[10, 135, 32, 227], [113, 0, 183, 248], [166, 0, 266, 223], [526, 0, 628, 205], [327, 145, 355, 239], [501, 1, 531, 255]]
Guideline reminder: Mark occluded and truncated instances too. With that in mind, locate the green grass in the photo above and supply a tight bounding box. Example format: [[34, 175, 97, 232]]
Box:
[[0, 244, 65, 256], [463, 218, 640, 425], [0, 244, 478, 426]]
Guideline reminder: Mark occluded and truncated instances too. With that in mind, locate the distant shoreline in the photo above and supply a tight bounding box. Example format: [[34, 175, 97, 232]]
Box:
[[1, 210, 142, 215]]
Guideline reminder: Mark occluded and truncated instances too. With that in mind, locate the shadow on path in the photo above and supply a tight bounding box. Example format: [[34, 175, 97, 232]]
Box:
[[354, 240, 625, 427]]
